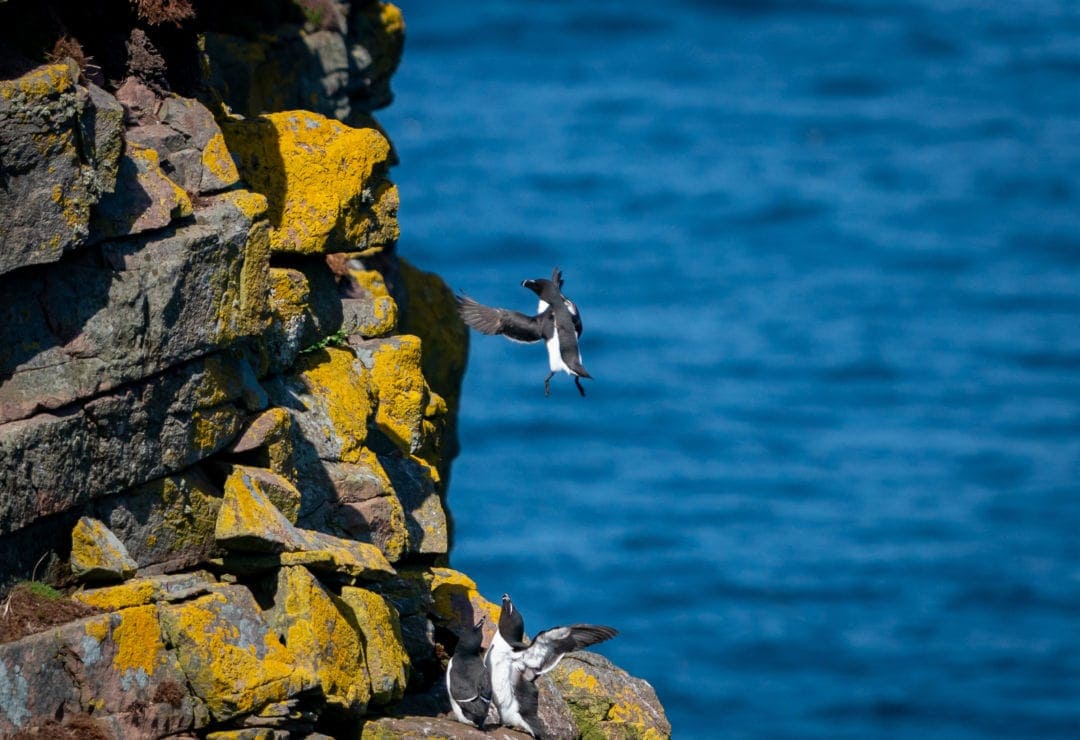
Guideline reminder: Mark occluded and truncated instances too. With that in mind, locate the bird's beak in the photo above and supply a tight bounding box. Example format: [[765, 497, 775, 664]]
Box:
[[522, 280, 537, 290]]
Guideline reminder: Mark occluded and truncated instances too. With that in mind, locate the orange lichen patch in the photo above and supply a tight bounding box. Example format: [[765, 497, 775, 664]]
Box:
[[605, 690, 669, 740], [201, 131, 241, 188], [220, 189, 269, 221], [293, 347, 373, 462], [74, 580, 157, 612], [281, 529, 395, 579], [70, 517, 138, 581], [111, 605, 165, 679], [188, 405, 242, 454], [364, 335, 443, 456], [566, 667, 601, 693], [128, 143, 193, 219], [0, 61, 76, 100], [403, 568, 498, 642], [380, 2, 405, 34], [271, 566, 370, 713], [159, 588, 306, 721], [221, 110, 395, 255], [268, 266, 311, 327], [337, 587, 409, 705]]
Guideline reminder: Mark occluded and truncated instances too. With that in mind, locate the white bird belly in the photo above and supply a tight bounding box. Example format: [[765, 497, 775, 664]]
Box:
[[486, 632, 532, 733], [546, 325, 572, 374]]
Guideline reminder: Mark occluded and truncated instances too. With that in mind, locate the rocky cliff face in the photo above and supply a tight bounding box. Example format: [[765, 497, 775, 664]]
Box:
[[0, 1, 669, 737]]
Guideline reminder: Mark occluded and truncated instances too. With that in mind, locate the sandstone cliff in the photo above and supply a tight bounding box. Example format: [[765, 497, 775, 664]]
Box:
[[0, 1, 669, 737]]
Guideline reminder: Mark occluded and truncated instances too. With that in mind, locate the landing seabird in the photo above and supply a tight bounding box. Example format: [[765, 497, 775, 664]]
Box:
[[485, 593, 618, 736], [457, 268, 592, 396], [446, 616, 492, 728]]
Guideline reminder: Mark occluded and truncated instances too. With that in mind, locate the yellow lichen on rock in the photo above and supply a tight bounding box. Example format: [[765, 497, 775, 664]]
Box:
[[0, 61, 76, 100], [338, 586, 410, 705], [221, 111, 396, 254], [362, 335, 446, 459], [223, 465, 302, 525], [346, 266, 398, 337], [293, 347, 373, 463], [403, 567, 499, 640], [111, 605, 167, 680], [269, 566, 370, 714], [159, 588, 308, 721], [70, 517, 138, 582], [129, 143, 194, 218], [74, 580, 157, 611], [201, 131, 241, 188]]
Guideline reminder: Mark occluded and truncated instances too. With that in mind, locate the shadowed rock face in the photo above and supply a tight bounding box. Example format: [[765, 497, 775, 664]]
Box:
[[0, 1, 669, 736]]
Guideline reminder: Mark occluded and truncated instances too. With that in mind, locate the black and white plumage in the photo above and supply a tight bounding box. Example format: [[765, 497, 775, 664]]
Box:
[[446, 617, 492, 728], [457, 268, 592, 396], [485, 594, 618, 737]]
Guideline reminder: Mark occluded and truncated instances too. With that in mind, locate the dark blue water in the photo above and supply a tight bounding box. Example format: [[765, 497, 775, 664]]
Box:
[[379, 1, 1080, 736]]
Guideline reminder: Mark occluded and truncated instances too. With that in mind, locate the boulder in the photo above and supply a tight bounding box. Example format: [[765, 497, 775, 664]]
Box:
[[361, 716, 530, 739], [549, 652, 672, 739], [221, 110, 398, 255], [338, 586, 410, 705], [158, 585, 312, 722], [223, 407, 299, 484], [0, 606, 206, 736], [265, 346, 373, 468], [339, 263, 399, 338], [0, 62, 108, 276], [224, 464, 302, 525], [0, 192, 269, 424], [0, 353, 249, 537], [352, 335, 445, 459], [325, 453, 409, 561], [90, 471, 223, 574], [90, 142, 193, 239], [73, 572, 217, 611], [263, 260, 344, 375], [265, 566, 370, 716], [69, 517, 139, 582]]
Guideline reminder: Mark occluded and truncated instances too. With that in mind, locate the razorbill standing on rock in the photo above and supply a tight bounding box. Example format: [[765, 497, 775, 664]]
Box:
[[485, 594, 618, 736], [446, 616, 492, 728], [457, 268, 592, 396]]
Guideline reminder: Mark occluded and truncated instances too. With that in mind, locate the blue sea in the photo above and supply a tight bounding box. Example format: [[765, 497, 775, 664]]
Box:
[[379, 1, 1080, 736]]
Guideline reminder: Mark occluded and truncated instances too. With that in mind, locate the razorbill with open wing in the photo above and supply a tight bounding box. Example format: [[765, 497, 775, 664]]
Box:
[[485, 593, 617, 736], [457, 268, 591, 396]]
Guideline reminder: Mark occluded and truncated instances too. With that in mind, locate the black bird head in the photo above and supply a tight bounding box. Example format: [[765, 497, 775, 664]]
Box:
[[454, 614, 486, 656], [499, 593, 526, 645], [522, 278, 561, 303]]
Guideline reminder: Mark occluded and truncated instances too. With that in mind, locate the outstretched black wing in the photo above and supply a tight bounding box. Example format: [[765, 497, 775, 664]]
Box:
[[514, 624, 618, 681], [457, 294, 544, 343]]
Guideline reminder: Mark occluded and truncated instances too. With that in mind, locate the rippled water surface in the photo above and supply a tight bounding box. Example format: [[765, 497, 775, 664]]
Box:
[[380, 1, 1080, 736]]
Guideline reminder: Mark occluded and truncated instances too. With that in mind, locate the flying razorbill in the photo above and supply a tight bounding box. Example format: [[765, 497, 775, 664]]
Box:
[[446, 616, 492, 729], [485, 593, 617, 736], [457, 268, 592, 396]]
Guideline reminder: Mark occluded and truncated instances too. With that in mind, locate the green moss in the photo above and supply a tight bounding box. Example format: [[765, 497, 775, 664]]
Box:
[[19, 580, 62, 601]]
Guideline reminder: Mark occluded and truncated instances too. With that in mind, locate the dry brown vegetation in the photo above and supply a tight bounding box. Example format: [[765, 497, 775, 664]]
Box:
[[131, 0, 196, 27]]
